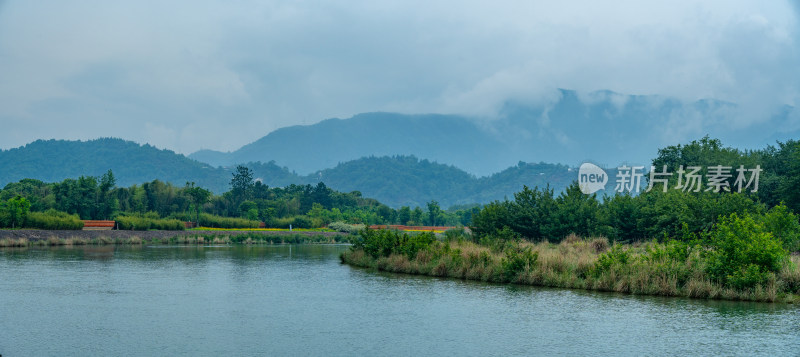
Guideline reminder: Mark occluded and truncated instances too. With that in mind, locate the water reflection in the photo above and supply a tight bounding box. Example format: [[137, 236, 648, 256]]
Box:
[[0, 245, 797, 357]]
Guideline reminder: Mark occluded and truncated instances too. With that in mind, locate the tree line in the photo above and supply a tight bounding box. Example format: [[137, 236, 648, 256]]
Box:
[[472, 137, 800, 251], [0, 165, 477, 230]]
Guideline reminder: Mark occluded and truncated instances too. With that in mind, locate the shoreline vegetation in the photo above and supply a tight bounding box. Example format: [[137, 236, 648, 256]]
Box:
[[0, 229, 352, 247], [340, 229, 800, 303]]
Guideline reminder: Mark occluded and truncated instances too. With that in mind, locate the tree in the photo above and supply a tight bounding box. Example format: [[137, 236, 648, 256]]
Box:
[[230, 165, 254, 203], [185, 182, 211, 227], [99, 169, 116, 192], [426, 200, 441, 226], [411, 207, 424, 225], [777, 141, 800, 212], [98, 170, 118, 219], [7, 195, 31, 228], [509, 185, 557, 240], [397, 206, 411, 225], [551, 182, 600, 240], [239, 200, 259, 220]]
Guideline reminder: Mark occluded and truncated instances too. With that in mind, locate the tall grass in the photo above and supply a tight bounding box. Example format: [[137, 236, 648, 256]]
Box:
[[23, 210, 83, 230], [197, 213, 260, 229], [341, 236, 800, 303], [116, 213, 185, 230], [266, 216, 314, 229]]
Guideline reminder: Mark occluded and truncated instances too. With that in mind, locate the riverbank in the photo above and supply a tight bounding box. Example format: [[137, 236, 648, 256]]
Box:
[[340, 236, 800, 303], [0, 229, 351, 246]]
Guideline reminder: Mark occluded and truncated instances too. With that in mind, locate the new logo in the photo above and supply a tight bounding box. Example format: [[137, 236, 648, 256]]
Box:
[[578, 163, 608, 194]]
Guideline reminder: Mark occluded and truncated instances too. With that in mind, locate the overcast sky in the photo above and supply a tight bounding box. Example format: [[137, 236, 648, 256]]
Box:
[[0, 1, 797, 154]]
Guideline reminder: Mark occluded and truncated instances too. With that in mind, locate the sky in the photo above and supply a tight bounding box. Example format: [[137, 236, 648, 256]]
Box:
[[0, 0, 798, 154]]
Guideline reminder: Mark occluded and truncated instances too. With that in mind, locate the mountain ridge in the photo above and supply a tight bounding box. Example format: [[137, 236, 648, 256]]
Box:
[[189, 90, 800, 176], [0, 138, 583, 208]]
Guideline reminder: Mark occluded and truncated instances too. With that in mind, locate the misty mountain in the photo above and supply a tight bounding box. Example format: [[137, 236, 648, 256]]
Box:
[[191, 112, 508, 176], [191, 90, 799, 176]]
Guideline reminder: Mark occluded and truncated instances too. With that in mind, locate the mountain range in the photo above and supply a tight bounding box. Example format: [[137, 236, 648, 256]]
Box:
[[190, 89, 799, 176], [0, 138, 586, 208], [3, 89, 795, 208]]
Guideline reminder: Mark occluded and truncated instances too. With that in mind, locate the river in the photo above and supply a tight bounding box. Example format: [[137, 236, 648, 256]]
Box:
[[0, 245, 797, 356]]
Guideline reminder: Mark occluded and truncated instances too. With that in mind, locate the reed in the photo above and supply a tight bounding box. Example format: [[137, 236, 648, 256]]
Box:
[[342, 237, 800, 303]]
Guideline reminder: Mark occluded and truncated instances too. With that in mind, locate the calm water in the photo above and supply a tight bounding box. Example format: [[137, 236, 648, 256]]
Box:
[[0, 245, 797, 356]]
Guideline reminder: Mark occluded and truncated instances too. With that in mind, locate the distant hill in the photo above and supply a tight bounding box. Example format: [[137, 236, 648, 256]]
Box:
[[0, 138, 235, 192], [191, 112, 508, 176], [305, 156, 587, 208], [0, 139, 601, 208], [190, 90, 800, 176]]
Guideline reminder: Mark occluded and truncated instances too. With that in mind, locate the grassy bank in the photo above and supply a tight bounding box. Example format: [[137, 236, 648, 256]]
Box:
[[0, 232, 353, 247], [341, 231, 800, 303]]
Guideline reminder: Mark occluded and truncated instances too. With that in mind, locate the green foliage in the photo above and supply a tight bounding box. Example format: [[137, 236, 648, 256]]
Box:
[[397, 206, 411, 225], [426, 200, 442, 226], [24, 209, 83, 230], [185, 182, 212, 225], [116, 212, 185, 231], [264, 215, 313, 229], [759, 203, 800, 252], [230, 165, 254, 204], [4, 195, 31, 228], [501, 245, 538, 281], [443, 227, 472, 242], [471, 200, 514, 238], [642, 239, 691, 264], [352, 229, 435, 259], [327, 221, 364, 234], [551, 182, 600, 240], [198, 213, 260, 229], [704, 213, 788, 289], [508, 185, 557, 240], [591, 244, 631, 277]]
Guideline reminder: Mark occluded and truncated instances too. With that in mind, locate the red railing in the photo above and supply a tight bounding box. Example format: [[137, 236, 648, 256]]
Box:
[[82, 220, 115, 230]]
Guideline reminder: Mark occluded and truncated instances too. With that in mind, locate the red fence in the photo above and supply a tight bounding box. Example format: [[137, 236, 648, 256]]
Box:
[[82, 220, 115, 230]]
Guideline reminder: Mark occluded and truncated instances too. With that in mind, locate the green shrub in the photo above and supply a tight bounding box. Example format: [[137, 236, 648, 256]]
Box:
[[443, 227, 472, 242], [399, 232, 435, 259], [501, 245, 538, 281], [759, 204, 800, 252], [24, 210, 83, 230], [591, 244, 631, 277], [291, 216, 313, 229], [352, 229, 435, 259], [198, 213, 259, 229], [645, 239, 690, 263], [704, 213, 788, 289], [266, 215, 316, 229], [116, 212, 185, 231], [327, 221, 364, 234]]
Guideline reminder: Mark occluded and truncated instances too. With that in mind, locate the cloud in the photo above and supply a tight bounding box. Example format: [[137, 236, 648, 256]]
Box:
[[0, 0, 797, 154]]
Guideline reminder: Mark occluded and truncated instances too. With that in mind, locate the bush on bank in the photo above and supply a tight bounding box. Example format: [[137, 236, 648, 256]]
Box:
[[116, 212, 185, 231], [343, 214, 800, 302], [24, 209, 84, 230]]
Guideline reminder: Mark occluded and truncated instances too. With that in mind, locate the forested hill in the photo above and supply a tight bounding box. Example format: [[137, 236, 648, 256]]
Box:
[[305, 156, 578, 208], [0, 138, 232, 192], [0, 138, 584, 208]]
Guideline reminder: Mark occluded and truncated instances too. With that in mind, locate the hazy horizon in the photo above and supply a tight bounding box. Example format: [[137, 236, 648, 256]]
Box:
[[1, 1, 798, 156]]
